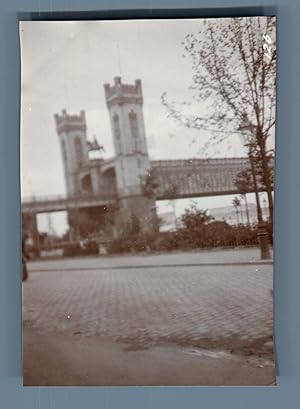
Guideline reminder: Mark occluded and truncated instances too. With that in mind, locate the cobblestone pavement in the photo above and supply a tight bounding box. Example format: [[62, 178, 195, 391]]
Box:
[[23, 251, 273, 353]]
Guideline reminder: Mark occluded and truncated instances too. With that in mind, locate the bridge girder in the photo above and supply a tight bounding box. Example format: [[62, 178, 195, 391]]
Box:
[[21, 157, 273, 215]]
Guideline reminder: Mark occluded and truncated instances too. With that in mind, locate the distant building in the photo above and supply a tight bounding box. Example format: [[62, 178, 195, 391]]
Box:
[[210, 203, 269, 225]]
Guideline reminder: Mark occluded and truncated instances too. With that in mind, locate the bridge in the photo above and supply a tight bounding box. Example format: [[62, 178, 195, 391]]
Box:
[[151, 157, 253, 200], [21, 78, 274, 248], [22, 192, 117, 214], [22, 157, 258, 215]]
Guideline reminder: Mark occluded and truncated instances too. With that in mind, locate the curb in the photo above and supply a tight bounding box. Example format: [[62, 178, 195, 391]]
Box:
[[29, 260, 273, 273]]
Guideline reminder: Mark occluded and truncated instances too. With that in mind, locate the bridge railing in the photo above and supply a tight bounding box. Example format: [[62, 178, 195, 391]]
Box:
[[21, 191, 118, 204], [21, 191, 118, 214], [22, 193, 68, 203]]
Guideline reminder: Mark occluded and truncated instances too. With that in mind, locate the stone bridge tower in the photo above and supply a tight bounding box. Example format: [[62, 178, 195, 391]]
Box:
[[54, 109, 89, 196], [104, 77, 155, 233]]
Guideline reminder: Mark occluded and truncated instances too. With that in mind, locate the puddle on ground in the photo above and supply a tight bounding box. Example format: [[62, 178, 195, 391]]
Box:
[[185, 349, 231, 359], [184, 348, 275, 368]]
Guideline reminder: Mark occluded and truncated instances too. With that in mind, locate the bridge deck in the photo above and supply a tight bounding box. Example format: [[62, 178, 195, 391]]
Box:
[[22, 193, 117, 214], [22, 157, 273, 214]]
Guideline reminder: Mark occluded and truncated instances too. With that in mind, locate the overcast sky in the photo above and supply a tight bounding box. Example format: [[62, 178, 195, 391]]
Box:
[[20, 19, 272, 234]]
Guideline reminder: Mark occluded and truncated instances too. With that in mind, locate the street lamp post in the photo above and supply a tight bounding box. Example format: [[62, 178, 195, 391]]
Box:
[[248, 146, 263, 224], [248, 147, 271, 259], [238, 117, 272, 260]]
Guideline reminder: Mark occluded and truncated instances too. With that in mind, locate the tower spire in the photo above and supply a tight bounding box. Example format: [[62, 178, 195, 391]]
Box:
[[116, 43, 123, 77]]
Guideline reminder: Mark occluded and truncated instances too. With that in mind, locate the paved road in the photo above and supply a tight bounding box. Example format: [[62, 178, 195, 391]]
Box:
[[23, 249, 275, 385]]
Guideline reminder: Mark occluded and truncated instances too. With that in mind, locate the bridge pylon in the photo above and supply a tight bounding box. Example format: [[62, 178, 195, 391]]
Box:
[[54, 109, 89, 196], [104, 77, 156, 234]]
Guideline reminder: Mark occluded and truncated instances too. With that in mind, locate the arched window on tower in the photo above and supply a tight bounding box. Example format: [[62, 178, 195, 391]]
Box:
[[81, 174, 93, 194], [74, 136, 84, 166], [113, 113, 121, 154], [129, 110, 139, 152]]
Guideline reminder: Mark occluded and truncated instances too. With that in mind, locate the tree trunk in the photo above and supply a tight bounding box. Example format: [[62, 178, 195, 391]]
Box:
[[250, 148, 271, 259], [244, 194, 251, 226], [235, 208, 240, 225], [256, 128, 273, 224], [249, 151, 263, 224]]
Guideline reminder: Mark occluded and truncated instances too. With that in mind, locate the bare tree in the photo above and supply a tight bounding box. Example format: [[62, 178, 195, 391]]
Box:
[[162, 16, 276, 223], [232, 196, 241, 225], [234, 168, 255, 226]]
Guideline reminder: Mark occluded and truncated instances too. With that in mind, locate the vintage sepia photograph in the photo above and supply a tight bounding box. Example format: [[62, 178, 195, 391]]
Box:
[[20, 17, 276, 386]]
